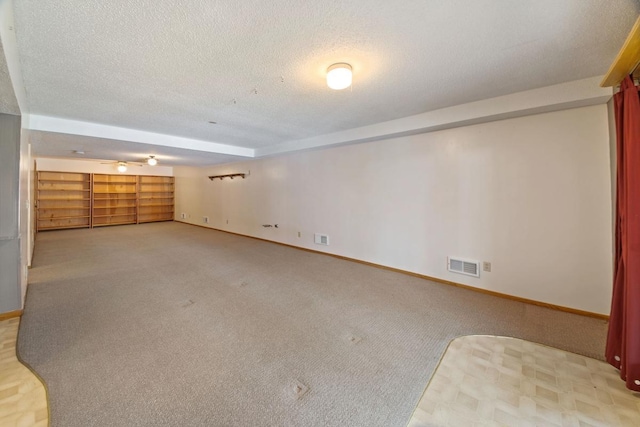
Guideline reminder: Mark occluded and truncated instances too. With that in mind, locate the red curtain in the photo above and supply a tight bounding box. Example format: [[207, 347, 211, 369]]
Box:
[[606, 75, 640, 391]]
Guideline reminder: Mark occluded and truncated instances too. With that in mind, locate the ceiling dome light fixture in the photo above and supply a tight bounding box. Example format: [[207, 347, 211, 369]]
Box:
[[326, 63, 352, 90], [147, 156, 158, 166], [117, 162, 127, 173]]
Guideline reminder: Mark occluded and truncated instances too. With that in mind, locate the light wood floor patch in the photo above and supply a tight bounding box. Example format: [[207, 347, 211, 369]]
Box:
[[0, 318, 48, 427], [408, 335, 640, 427]]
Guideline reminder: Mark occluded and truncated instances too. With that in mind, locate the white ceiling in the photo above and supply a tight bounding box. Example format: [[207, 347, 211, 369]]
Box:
[[27, 130, 245, 167], [8, 0, 640, 166], [0, 39, 19, 115]]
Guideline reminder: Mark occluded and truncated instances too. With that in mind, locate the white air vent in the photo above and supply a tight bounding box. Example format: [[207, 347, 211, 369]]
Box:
[[314, 233, 329, 245], [448, 257, 480, 277]]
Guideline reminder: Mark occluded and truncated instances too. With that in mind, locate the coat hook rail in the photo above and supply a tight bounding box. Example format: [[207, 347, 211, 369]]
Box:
[[208, 173, 246, 181]]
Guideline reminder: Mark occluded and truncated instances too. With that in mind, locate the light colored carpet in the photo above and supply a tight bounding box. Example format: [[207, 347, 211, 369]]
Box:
[[18, 222, 608, 426], [409, 336, 640, 427]]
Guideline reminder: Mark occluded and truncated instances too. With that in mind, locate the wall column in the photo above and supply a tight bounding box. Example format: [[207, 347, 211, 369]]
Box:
[[0, 112, 22, 313]]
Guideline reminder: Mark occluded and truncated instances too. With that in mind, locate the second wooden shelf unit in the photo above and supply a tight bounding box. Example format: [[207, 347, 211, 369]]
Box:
[[92, 174, 139, 227], [138, 175, 175, 223]]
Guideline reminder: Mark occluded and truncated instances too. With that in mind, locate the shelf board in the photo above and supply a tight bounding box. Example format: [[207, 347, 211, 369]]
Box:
[[38, 188, 91, 192], [139, 219, 173, 223], [139, 203, 174, 207], [93, 202, 137, 205], [37, 206, 89, 210], [93, 191, 137, 194], [92, 213, 136, 218], [38, 224, 90, 231], [140, 183, 174, 186], [38, 198, 91, 201], [93, 197, 137, 200], [38, 179, 90, 183], [93, 221, 136, 227], [139, 211, 174, 215], [139, 196, 173, 199], [38, 215, 91, 220]]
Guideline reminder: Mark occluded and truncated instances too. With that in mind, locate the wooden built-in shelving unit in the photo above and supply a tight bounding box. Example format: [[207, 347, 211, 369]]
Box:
[[92, 174, 138, 227], [37, 171, 92, 231], [138, 175, 175, 223], [36, 172, 175, 231]]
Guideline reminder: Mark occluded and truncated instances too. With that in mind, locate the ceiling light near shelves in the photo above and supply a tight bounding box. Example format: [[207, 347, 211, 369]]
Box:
[[327, 63, 352, 90], [117, 162, 127, 173], [147, 156, 158, 166]]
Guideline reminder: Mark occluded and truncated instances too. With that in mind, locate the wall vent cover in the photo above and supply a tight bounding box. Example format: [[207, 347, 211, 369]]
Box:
[[314, 233, 329, 245], [448, 257, 480, 277]]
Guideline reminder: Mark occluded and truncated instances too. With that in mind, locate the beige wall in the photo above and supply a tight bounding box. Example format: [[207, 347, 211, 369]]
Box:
[[175, 105, 613, 315], [19, 127, 30, 301], [35, 158, 173, 176]]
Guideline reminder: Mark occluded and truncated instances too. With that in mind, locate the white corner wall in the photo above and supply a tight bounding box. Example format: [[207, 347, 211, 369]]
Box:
[[19, 126, 30, 302], [175, 105, 613, 315]]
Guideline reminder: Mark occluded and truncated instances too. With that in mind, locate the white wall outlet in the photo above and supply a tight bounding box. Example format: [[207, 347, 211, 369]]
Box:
[[181, 213, 186, 219], [226, 219, 229, 224], [297, 231, 301, 238], [483, 262, 492, 272], [203, 216, 209, 224], [314, 233, 329, 245]]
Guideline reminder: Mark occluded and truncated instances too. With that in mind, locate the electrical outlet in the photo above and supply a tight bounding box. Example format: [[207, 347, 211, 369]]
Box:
[[226, 219, 229, 224], [297, 231, 301, 238], [203, 216, 209, 224], [483, 262, 491, 272], [181, 213, 186, 219]]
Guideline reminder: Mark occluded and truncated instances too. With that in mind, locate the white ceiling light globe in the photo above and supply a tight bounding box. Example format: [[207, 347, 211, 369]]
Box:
[[117, 163, 127, 173], [327, 63, 352, 90], [147, 156, 157, 166]]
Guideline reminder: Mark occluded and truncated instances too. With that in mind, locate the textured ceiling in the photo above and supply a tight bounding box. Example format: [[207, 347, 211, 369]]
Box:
[[28, 130, 244, 167], [10, 0, 640, 164], [0, 39, 19, 115]]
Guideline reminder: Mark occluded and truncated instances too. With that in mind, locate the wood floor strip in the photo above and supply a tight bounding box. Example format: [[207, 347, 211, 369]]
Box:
[[0, 318, 49, 427], [0, 309, 23, 321]]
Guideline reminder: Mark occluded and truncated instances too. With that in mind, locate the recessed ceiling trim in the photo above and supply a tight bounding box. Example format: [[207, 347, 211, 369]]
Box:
[[255, 76, 613, 158], [26, 77, 611, 163], [25, 115, 255, 157]]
